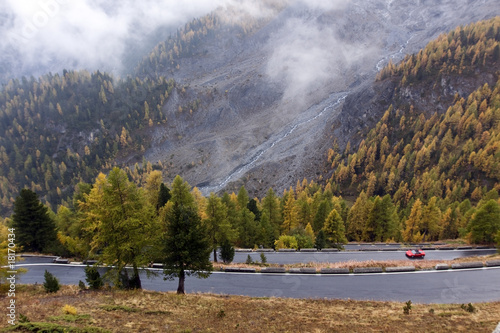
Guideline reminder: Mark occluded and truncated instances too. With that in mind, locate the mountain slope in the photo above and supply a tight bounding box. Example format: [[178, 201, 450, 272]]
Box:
[[327, 17, 500, 209], [135, 0, 500, 197], [1, 1, 500, 215], [0, 71, 176, 214]]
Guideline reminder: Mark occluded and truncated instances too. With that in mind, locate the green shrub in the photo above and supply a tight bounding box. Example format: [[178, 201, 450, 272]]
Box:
[[260, 253, 267, 264], [78, 280, 86, 290], [217, 309, 226, 319], [19, 314, 30, 323], [85, 266, 103, 290], [43, 270, 60, 293], [219, 240, 235, 264], [461, 303, 476, 313], [245, 255, 254, 265], [403, 300, 412, 315], [274, 235, 298, 250]]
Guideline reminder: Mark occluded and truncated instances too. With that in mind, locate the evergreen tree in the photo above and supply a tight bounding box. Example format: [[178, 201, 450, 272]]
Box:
[[160, 175, 212, 294], [84, 266, 103, 290], [43, 270, 60, 293], [304, 223, 315, 246], [347, 191, 372, 242], [467, 199, 500, 244], [313, 199, 331, 233], [282, 192, 298, 234], [238, 208, 257, 248], [257, 210, 275, 248], [440, 207, 459, 240], [315, 229, 326, 250], [261, 188, 282, 241], [144, 170, 163, 210], [420, 197, 442, 241], [403, 199, 424, 243], [323, 209, 347, 249], [364, 195, 396, 242], [219, 239, 235, 264], [236, 186, 249, 211], [11, 189, 56, 253], [157, 183, 171, 211], [204, 193, 235, 262], [81, 168, 155, 289], [247, 198, 261, 221]]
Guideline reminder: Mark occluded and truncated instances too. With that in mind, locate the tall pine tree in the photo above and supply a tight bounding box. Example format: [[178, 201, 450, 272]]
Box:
[[12, 189, 56, 253], [160, 175, 212, 294]]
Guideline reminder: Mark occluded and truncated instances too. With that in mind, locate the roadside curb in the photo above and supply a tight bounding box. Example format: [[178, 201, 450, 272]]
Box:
[[486, 260, 500, 267], [435, 264, 450, 270], [385, 266, 415, 272], [53, 258, 70, 264], [224, 267, 257, 273], [320, 268, 350, 274], [289, 268, 317, 274], [261, 267, 286, 273], [451, 262, 484, 269]]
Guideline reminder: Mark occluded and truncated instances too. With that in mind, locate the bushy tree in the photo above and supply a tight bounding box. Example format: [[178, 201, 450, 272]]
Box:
[[43, 270, 60, 293], [81, 168, 156, 289]]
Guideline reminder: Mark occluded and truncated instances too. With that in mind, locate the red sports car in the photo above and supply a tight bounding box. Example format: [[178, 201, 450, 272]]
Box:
[[406, 249, 425, 259]]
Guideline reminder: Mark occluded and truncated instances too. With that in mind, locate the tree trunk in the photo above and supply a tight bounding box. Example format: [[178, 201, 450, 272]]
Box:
[[177, 269, 185, 294], [132, 263, 142, 289], [213, 248, 218, 262]]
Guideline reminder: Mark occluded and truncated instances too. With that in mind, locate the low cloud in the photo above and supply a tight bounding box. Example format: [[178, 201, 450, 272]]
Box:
[[265, 0, 376, 103], [266, 18, 339, 100], [1, 0, 231, 79], [1, 0, 370, 86]]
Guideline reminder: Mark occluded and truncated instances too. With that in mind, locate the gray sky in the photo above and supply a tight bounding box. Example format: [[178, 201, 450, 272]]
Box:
[[0, 0, 360, 86], [1, 0, 232, 77]]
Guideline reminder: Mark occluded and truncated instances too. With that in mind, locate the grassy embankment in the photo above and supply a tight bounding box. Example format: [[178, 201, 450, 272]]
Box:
[[2, 285, 500, 333]]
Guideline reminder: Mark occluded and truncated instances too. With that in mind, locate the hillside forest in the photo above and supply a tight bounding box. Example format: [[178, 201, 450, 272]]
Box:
[[1, 18, 500, 264]]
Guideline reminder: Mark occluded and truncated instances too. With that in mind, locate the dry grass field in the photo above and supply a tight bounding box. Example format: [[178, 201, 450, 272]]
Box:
[[2, 284, 500, 333]]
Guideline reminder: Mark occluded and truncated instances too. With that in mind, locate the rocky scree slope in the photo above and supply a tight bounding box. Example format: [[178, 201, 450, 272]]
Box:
[[137, 0, 500, 197]]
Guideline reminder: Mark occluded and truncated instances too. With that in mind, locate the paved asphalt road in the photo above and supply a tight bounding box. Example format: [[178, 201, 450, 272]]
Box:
[[15, 255, 500, 304], [233, 249, 498, 264]]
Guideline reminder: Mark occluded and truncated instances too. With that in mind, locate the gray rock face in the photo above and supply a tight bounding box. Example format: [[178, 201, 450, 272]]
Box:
[[142, 0, 500, 196]]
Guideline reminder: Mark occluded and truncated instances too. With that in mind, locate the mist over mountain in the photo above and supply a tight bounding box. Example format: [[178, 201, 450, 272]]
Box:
[[0, 0, 233, 82]]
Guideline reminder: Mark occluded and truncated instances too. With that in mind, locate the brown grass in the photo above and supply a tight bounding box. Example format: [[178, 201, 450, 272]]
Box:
[[2, 285, 499, 333]]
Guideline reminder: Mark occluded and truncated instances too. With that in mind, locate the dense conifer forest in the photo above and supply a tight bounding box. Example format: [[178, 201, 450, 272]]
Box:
[[1, 18, 500, 263]]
